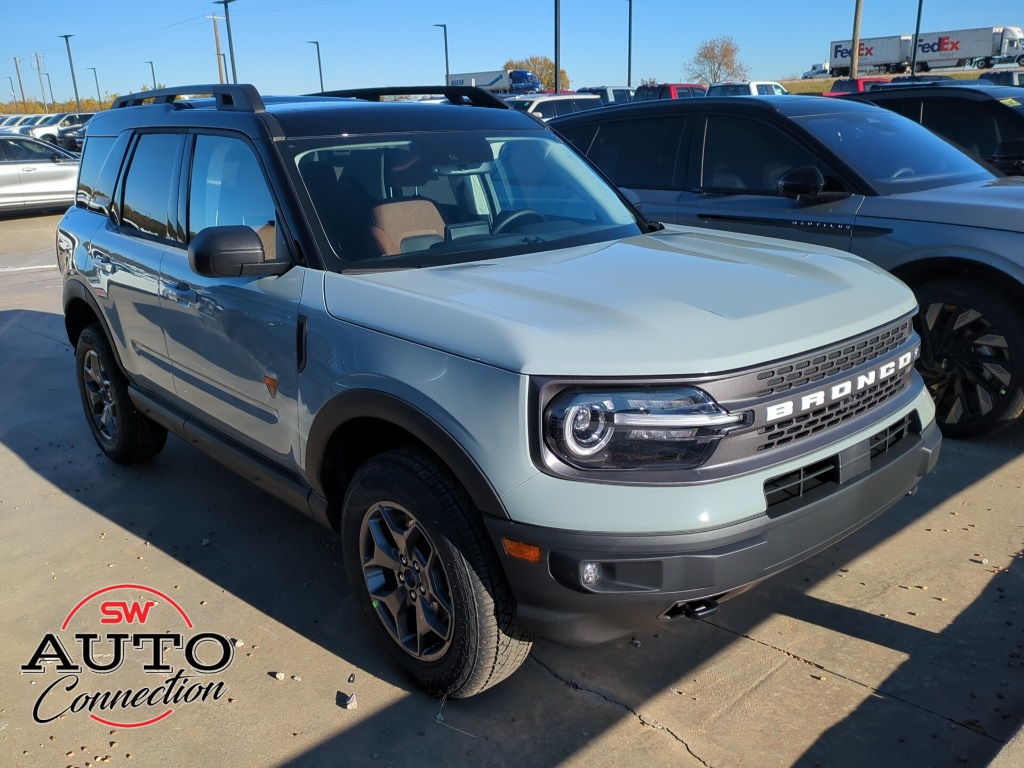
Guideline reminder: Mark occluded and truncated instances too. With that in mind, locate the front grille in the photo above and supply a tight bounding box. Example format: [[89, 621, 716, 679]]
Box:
[[752, 320, 912, 398], [764, 413, 917, 512], [756, 373, 908, 452]]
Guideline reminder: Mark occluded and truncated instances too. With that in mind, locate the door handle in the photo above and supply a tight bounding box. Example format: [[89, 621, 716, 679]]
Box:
[[162, 281, 198, 307], [92, 249, 115, 275]]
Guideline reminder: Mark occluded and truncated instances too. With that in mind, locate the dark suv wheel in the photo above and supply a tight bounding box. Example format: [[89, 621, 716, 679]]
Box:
[[914, 280, 1024, 438], [341, 448, 532, 698], [75, 324, 167, 463]]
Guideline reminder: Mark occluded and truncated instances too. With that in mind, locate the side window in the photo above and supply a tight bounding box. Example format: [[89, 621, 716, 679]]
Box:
[[4, 138, 54, 162], [555, 124, 592, 151], [701, 115, 820, 194], [922, 99, 1012, 160], [588, 117, 686, 189], [121, 133, 182, 241], [76, 136, 115, 209], [188, 134, 278, 259]]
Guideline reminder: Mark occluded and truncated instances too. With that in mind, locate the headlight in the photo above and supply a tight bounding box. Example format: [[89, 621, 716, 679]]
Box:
[[544, 387, 744, 471]]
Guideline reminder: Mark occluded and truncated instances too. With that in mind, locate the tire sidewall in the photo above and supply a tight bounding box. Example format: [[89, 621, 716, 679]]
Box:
[[340, 453, 485, 697]]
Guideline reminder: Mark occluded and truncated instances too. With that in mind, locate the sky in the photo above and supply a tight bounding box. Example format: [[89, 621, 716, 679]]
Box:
[[4, 0, 1024, 105]]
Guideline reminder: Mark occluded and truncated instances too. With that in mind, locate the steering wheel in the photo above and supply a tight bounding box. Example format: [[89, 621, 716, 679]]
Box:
[[891, 167, 915, 180], [492, 209, 547, 234]]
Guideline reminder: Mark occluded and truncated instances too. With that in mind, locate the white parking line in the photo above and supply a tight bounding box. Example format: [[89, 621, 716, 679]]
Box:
[[0, 265, 58, 273]]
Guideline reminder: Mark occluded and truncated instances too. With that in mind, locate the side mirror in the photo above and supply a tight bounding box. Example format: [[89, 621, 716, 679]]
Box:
[[189, 225, 288, 278], [777, 166, 825, 198], [990, 138, 1024, 173]]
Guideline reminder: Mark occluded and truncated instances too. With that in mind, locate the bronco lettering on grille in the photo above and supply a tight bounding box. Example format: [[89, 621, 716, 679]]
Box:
[[765, 347, 919, 422]]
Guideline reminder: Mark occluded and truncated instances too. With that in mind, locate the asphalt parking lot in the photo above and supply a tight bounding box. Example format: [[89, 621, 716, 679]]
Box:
[[1, 211, 1022, 768]]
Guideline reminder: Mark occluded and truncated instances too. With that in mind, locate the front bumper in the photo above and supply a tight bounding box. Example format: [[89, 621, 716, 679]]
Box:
[[485, 417, 940, 646]]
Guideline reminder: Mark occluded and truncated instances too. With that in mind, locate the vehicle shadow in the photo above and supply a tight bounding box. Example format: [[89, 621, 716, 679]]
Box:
[[2, 305, 1021, 767]]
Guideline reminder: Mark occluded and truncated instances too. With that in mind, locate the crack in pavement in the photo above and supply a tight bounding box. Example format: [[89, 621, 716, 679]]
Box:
[[704, 620, 1004, 744], [530, 655, 714, 767]]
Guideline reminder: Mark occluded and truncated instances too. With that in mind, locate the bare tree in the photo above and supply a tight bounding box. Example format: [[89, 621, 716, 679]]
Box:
[[504, 56, 570, 91], [685, 36, 750, 85]]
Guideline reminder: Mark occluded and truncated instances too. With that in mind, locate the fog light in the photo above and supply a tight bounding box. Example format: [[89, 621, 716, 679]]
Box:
[[581, 562, 601, 585]]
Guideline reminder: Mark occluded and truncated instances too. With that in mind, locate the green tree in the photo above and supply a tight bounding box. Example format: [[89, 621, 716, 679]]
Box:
[[504, 56, 570, 91], [685, 36, 749, 86]]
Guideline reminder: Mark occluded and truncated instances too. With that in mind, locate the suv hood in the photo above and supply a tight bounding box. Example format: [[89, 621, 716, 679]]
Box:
[[862, 176, 1024, 233], [324, 228, 915, 376]]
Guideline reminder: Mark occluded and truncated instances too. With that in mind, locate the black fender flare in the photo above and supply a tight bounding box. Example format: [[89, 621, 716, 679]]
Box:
[[305, 388, 509, 519]]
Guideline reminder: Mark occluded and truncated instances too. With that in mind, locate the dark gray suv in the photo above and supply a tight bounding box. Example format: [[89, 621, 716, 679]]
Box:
[[57, 84, 938, 700], [552, 95, 1024, 438]]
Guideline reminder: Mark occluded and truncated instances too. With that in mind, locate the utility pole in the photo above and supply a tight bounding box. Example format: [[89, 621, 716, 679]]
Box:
[[144, 60, 156, 89], [850, 0, 863, 79], [32, 52, 48, 111], [11, 57, 27, 107], [208, 14, 227, 84], [214, 0, 238, 84], [60, 35, 82, 112], [45, 73, 55, 105], [5, 76, 18, 109]]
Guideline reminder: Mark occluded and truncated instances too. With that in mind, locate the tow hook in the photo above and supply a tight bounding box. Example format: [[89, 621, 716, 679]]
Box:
[[682, 598, 720, 620]]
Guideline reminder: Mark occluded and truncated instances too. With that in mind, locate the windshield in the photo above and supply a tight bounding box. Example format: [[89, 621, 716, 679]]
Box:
[[285, 130, 641, 270], [793, 109, 993, 194]]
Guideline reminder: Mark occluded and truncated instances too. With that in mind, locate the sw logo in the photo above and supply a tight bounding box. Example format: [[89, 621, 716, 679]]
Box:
[[21, 584, 234, 728]]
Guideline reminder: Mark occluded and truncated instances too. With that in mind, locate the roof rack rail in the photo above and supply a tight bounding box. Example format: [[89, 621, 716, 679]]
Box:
[[313, 86, 509, 109], [111, 84, 265, 113]]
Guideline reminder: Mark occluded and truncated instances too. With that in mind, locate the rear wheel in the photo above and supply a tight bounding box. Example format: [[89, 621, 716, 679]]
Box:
[[913, 280, 1024, 438], [75, 325, 167, 463], [341, 448, 532, 698]]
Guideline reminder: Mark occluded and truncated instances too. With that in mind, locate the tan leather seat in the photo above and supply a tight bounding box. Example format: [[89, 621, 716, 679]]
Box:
[[369, 199, 446, 255]]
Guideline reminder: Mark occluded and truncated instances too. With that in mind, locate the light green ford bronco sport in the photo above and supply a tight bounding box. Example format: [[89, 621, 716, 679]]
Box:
[[58, 84, 940, 698]]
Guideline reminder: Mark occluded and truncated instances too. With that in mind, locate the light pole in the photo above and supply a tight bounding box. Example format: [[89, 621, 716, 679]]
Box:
[[626, 0, 633, 87], [307, 41, 323, 92], [433, 24, 449, 83], [214, 0, 238, 84], [60, 34, 82, 112], [87, 67, 101, 108], [554, 0, 561, 92], [910, 0, 925, 75], [144, 60, 156, 89]]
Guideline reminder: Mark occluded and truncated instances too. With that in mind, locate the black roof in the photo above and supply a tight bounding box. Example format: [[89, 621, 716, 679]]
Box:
[[89, 83, 540, 141], [548, 94, 884, 127]]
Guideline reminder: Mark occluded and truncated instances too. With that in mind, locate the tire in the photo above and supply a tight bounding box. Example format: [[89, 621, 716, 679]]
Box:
[[75, 324, 167, 463], [1017, 54, 1024, 67], [341, 448, 532, 698], [913, 280, 1024, 438]]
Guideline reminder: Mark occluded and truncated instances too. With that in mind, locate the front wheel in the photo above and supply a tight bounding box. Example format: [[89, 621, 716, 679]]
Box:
[[341, 448, 532, 698], [913, 280, 1024, 438], [75, 324, 167, 463]]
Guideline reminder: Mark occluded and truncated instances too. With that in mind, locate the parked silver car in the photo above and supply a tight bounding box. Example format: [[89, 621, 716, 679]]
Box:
[[0, 135, 79, 212]]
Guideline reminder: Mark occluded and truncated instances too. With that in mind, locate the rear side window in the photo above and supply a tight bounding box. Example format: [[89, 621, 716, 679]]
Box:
[[76, 137, 115, 210], [587, 117, 686, 189], [121, 133, 183, 241]]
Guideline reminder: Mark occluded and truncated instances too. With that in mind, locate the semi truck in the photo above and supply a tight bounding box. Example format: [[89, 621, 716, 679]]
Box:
[[445, 69, 544, 93], [830, 26, 1024, 76]]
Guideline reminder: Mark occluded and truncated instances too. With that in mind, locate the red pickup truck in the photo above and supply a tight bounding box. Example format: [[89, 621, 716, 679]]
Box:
[[821, 77, 890, 96]]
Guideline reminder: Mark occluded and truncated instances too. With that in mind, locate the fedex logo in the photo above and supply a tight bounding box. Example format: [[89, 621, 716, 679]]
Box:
[[833, 43, 875, 59], [918, 36, 960, 53]]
